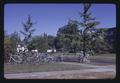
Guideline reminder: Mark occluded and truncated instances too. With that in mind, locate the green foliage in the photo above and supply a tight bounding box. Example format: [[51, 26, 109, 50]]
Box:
[[28, 33, 56, 52], [91, 28, 112, 54], [4, 34, 13, 62], [10, 32, 21, 53], [28, 35, 47, 52], [4, 31, 21, 62], [56, 20, 81, 53], [79, 4, 100, 55], [20, 15, 36, 46], [47, 35, 56, 49]]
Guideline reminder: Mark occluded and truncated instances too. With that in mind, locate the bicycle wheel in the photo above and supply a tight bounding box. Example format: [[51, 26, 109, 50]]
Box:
[[9, 54, 22, 64]]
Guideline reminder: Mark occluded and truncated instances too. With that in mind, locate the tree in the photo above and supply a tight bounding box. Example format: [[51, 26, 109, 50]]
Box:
[[47, 35, 56, 49], [10, 32, 21, 53], [56, 20, 81, 53], [104, 28, 116, 53], [28, 33, 49, 52], [4, 31, 21, 62], [4, 31, 12, 62], [54, 36, 64, 51], [20, 15, 36, 46], [79, 4, 100, 62], [91, 28, 112, 54]]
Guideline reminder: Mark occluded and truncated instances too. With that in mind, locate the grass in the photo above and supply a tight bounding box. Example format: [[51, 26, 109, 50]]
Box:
[[4, 53, 116, 74], [90, 53, 116, 59], [94, 53, 116, 56], [4, 62, 92, 74], [52, 53, 116, 58]]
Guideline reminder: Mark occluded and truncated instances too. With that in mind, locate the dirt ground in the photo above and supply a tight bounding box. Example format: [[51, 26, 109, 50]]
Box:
[[39, 71, 115, 79]]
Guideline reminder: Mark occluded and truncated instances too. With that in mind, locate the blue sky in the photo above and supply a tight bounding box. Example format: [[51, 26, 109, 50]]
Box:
[[4, 4, 116, 37]]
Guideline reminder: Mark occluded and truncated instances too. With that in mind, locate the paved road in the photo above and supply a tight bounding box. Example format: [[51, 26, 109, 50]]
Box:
[[4, 62, 116, 79]]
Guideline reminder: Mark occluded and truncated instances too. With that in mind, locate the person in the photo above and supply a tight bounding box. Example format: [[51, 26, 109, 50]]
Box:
[[17, 44, 22, 52], [78, 51, 84, 62], [84, 53, 90, 63], [88, 49, 94, 56], [24, 45, 28, 52]]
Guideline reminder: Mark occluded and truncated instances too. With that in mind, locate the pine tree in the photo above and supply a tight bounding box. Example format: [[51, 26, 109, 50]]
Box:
[[79, 4, 100, 62], [20, 15, 36, 46]]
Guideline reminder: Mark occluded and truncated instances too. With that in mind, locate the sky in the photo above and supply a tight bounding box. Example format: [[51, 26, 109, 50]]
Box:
[[4, 4, 116, 37]]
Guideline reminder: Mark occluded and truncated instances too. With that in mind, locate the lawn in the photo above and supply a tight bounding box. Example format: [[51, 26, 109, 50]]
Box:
[[90, 54, 116, 63], [4, 53, 116, 74], [4, 62, 93, 74]]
